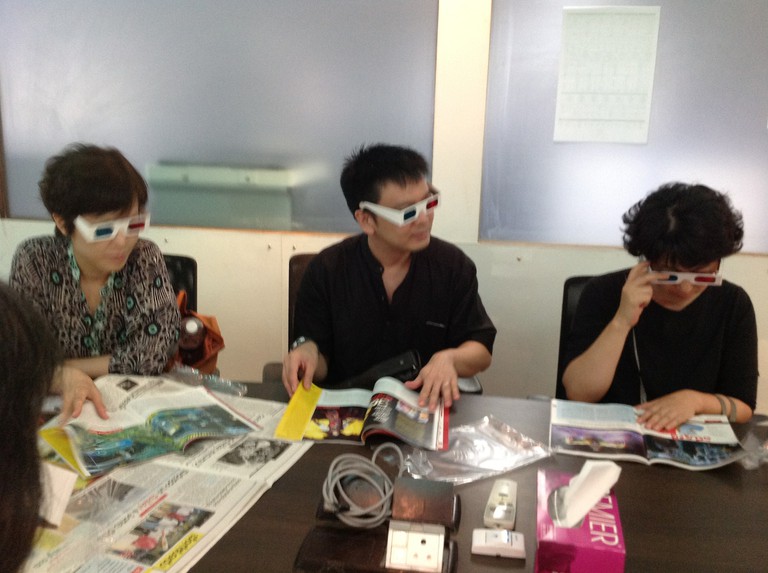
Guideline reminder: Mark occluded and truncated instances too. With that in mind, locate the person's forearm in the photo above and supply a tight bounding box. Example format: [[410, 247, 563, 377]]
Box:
[[65, 356, 111, 379], [562, 317, 631, 402], [698, 392, 753, 423], [439, 341, 492, 377]]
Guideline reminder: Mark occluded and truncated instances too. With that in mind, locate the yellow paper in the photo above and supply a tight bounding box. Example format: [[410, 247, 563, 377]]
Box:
[[39, 427, 86, 476], [274, 383, 323, 440]]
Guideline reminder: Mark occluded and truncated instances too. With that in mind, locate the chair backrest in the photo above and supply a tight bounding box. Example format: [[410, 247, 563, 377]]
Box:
[[163, 254, 198, 312], [555, 275, 593, 399], [287, 253, 316, 344]]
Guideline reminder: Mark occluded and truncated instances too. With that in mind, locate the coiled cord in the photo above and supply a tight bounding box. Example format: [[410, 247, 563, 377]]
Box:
[[321, 442, 405, 529]]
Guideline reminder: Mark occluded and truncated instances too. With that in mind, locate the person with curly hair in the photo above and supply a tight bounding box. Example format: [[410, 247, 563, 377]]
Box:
[[562, 182, 757, 430], [10, 144, 180, 422]]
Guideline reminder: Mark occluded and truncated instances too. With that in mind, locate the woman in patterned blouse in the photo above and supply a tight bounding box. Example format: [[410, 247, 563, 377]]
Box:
[[10, 144, 180, 422]]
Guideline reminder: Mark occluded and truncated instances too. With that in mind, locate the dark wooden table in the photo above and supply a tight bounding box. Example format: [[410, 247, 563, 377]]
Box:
[[192, 384, 768, 572]]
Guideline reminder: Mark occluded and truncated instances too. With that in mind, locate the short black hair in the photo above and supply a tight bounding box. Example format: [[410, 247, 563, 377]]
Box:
[[39, 143, 148, 236], [622, 182, 744, 267], [339, 143, 429, 215]]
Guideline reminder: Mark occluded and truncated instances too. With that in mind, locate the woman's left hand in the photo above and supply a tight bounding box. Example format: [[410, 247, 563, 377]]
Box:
[[635, 390, 701, 431]]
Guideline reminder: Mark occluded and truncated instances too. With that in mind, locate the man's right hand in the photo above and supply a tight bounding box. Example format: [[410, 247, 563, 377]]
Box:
[[281, 340, 320, 396]]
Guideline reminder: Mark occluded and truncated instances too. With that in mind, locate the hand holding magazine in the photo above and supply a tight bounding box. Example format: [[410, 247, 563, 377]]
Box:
[[549, 399, 746, 470], [40, 375, 259, 478], [275, 377, 448, 450]]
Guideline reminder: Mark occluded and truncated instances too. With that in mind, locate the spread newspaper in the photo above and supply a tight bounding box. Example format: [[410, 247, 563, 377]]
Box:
[[27, 375, 311, 573], [549, 399, 746, 470], [274, 376, 448, 450]]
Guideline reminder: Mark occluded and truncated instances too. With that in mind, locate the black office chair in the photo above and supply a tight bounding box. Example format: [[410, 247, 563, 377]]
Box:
[[262, 253, 316, 384], [555, 275, 593, 399], [262, 252, 483, 394], [163, 254, 198, 312], [286, 253, 317, 346]]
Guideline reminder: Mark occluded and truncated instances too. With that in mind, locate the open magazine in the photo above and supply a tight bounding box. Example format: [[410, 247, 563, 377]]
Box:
[[39, 375, 260, 478], [549, 399, 746, 470], [274, 376, 448, 450]]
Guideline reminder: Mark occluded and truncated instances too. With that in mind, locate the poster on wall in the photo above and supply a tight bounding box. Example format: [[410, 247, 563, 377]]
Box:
[[553, 6, 661, 144]]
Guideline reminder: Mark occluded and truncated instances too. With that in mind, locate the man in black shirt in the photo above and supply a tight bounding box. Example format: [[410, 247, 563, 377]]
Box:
[[562, 183, 757, 430], [282, 144, 496, 411]]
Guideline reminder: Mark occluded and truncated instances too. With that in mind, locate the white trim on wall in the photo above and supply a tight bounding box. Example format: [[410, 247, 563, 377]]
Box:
[[431, 0, 492, 244]]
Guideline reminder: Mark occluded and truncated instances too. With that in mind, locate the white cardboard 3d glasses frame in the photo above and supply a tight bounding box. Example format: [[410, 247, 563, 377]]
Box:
[[359, 190, 440, 227], [649, 267, 722, 286], [74, 213, 151, 242]]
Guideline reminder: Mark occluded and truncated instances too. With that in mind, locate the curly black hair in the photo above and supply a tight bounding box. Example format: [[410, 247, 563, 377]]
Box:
[[622, 182, 744, 268]]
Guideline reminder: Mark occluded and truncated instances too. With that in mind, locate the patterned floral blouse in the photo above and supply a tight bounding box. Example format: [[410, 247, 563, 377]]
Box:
[[10, 236, 180, 375]]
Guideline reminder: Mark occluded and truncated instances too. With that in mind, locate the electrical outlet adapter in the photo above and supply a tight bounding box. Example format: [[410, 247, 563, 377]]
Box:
[[386, 519, 445, 572]]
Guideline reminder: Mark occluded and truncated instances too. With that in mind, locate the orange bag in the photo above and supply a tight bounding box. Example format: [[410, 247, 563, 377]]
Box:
[[174, 291, 225, 375]]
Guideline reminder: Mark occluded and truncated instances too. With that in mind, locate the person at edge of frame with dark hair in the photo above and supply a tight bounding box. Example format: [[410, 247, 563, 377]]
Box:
[[9, 143, 180, 423], [282, 143, 496, 411], [0, 282, 62, 572], [562, 182, 757, 430]]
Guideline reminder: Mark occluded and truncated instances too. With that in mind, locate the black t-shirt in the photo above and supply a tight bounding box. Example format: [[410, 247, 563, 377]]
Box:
[[564, 269, 758, 408], [293, 234, 497, 386]]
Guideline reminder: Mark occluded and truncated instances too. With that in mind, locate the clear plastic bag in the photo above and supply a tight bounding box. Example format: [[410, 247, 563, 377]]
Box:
[[405, 415, 550, 484], [739, 431, 768, 470], [167, 364, 248, 396]]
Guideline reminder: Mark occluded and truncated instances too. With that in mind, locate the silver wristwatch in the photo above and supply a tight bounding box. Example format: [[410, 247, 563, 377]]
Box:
[[290, 336, 312, 351]]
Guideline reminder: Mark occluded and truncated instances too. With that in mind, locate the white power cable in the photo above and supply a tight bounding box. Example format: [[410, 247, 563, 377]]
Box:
[[321, 442, 405, 529]]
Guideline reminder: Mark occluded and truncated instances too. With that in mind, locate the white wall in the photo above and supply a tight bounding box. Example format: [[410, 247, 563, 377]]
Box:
[[3, 218, 767, 412], [0, 1, 438, 232]]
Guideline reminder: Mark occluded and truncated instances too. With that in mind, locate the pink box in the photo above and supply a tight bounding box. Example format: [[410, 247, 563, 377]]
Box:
[[535, 468, 625, 573]]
